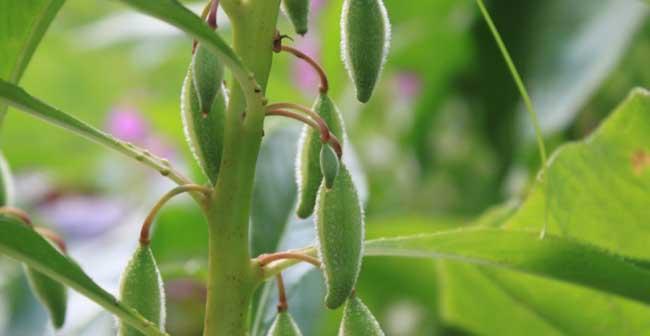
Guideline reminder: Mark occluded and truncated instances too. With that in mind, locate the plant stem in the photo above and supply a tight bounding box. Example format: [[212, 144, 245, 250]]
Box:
[[475, 0, 550, 238], [203, 1, 281, 335]]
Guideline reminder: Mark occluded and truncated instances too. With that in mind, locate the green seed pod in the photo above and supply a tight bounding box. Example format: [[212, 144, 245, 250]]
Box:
[[320, 145, 339, 189], [267, 311, 303, 336], [180, 65, 226, 184], [191, 44, 224, 114], [296, 93, 344, 218], [338, 295, 385, 336], [315, 164, 363, 309], [341, 0, 391, 103], [118, 245, 165, 336], [24, 235, 67, 329], [282, 0, 310, 35], [0, 152, 14, 206]]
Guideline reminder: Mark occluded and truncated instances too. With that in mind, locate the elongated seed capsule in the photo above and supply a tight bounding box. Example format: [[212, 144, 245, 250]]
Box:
[[0, 152, 14, 206], [320, 145, 339, 189], [338, 294, 385, 336], [282, 0, 310, 35], [341, 0, 391, 103], [181, 66, 226, 184], [118, 245, 165, 336], [192, 44, 224, 113], [267, 311, 303, 336], [315, 164, 363, 309], [296, 94, 344, 218], [24, 235, 67, 329]]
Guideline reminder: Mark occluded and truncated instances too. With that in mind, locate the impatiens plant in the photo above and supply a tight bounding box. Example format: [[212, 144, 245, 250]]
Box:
[[1, 0, 650, 335]]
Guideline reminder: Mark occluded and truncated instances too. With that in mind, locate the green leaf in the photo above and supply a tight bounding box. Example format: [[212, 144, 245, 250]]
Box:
[[0, 215, 168, 336], [507, 88, 650, 259], [250, 126, 299, 256], [0, 0, 64, 121], [439, 262, 650, 336], [364, 228, 650, 307], [0, 80, 189, 185]]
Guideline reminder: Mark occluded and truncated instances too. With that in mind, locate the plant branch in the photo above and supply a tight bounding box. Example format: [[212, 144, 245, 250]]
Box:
[[266, 103, 343, 157], [266, 108, 322, 133], [0, 80, 193, 187], [275, 273, 288, 312], [257, 249, 320, 281], [274, 44, 329, 93], [140, 184, 212, 245], [476, 0, 550, 238]]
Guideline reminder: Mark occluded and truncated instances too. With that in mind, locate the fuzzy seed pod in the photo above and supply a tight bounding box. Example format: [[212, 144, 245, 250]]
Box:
[[0, 152, 14, 206], [192, 44, 225, 114], [341, 0, 391, 103], [181, 65, 226, 184], [338, 295, 385, 336], [24, 236, 67, 329], [320, 144, 339, 189], [296, 94, 344, 218], [315, 164, 363, 309], [118, 245, 165, 336], [267, 311, 303, 336], [282, 0, 310, 35]]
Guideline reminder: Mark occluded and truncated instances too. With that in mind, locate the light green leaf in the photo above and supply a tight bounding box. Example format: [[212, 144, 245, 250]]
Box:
[[0, 215, 167, 336], [507, 88, 650, 259], [0, 0, 64, 121], [364, 228, 650, 307], [439, 262, 650, 336], [0, 80, 190, 186]]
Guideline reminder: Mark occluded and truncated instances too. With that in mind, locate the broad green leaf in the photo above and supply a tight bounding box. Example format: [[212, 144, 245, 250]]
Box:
[[364, 228, 650, 307], [250, 126, 299, 256], [0, 0, 64, 121], [439, 263, 650, 336], [0, 215, 167, 336], [507, 88, 650, 259], [0, 80, 189, 185]]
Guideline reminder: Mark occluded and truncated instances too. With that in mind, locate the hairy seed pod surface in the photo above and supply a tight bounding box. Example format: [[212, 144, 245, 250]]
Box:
[[181, 66, 226, 184], [338, 295, 385, 336], [341, 0, 391, 103], [118, 245, 165, 336], [296, 93, 344, 218], [315, 164, 363, 309], [192, 44, 224, 113], [320, 144, 339, 189], [267, 311, 303, 336], [24, 236, 67, 329], [0, 152, 14, 206], [282, 0, 310, 35]]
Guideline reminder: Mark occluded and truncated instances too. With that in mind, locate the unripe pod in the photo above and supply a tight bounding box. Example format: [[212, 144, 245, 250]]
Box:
[[341, 0, 391, 103], [24, 235, 67, 329], [320, 144, 339, 189], [338, 295, 385, 336], [0, 152, 14, 206], [282, 0, 310, 35], [118, 245, 165, 336], [192, 44, 225, 114], [267, 311, 303, 336], [296, 94, 344, 218], [315, 164, 363, 309], [180, 64, 226, 184]]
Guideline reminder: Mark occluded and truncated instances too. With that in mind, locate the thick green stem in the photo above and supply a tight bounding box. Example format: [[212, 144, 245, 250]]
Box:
[[203, 1, 281, 335]]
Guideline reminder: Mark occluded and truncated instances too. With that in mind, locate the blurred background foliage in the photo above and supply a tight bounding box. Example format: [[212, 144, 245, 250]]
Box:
[[1, 0, 649, 335]]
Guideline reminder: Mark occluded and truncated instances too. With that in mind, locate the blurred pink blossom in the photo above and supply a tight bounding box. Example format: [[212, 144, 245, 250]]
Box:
[[394, 72, 423, 99], [106, 105, 150, 142], [292, 36, 322, 94]]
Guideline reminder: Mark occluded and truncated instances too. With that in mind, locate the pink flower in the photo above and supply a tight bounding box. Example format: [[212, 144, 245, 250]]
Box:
[[106, 105, 150, 142]]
